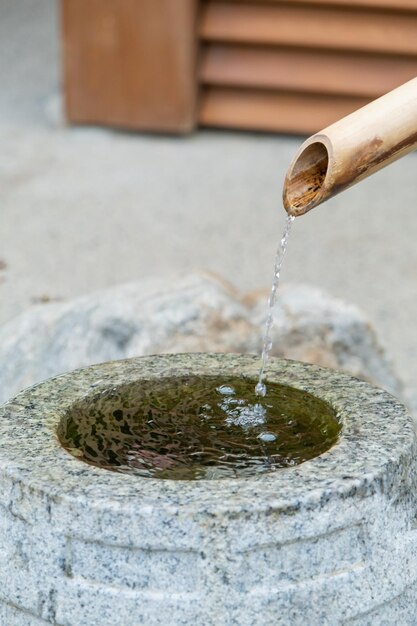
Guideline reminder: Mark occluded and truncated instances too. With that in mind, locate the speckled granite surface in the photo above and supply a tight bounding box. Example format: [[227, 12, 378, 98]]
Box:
[[0, 354, 416, 625]]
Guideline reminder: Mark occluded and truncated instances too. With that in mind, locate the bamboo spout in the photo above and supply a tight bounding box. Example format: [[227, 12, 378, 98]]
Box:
[[283, 78, 417, 216]]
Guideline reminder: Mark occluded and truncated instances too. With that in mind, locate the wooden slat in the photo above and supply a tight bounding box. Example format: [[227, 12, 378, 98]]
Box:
[[200, 45, 417, 98], [200, 2, 417, 55], [199, 87, 370, 134], [61, 0, 198, 132], [219, 0, 417, 12]]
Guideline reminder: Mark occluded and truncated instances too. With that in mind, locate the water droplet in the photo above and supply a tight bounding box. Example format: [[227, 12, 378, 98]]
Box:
[[216, 385, 235, 396], [257, 432, 277, 443], [255, 382, 266, 397]]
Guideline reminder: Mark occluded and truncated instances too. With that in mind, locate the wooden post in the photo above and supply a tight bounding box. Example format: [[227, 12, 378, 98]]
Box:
[[61, 0, 198, 133]]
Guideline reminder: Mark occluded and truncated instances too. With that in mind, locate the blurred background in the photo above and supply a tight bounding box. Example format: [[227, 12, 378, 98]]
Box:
[[1, 0, 416, 407]]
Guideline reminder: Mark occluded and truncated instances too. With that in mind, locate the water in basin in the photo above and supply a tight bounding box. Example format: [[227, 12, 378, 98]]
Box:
[[58, 375, 340, 480]]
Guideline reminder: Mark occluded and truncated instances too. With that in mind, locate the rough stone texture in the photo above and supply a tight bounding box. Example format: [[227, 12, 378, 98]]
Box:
[[0, 354, 416, 625], [0, 272, 402, 405]]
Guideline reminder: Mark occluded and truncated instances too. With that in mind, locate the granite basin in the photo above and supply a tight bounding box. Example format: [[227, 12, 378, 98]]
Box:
[[0, 353, 416, 625]]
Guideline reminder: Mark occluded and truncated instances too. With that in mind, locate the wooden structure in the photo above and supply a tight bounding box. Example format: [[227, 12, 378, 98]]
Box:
[[61, 0, 417, 135], [61, 0, 198, 132]]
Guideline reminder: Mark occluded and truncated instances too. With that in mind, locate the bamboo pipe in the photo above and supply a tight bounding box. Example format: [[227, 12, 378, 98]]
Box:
[[283, 77, 417, 216]]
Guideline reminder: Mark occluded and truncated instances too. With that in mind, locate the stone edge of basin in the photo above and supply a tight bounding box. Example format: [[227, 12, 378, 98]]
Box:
[[0, 353, 414, 516]]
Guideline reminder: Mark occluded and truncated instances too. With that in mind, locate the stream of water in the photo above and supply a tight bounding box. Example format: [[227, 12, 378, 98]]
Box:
[[255, 213, 295, 398]]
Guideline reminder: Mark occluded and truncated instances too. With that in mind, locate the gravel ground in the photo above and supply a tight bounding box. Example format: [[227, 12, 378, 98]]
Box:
[[1, 0, 416, 409]]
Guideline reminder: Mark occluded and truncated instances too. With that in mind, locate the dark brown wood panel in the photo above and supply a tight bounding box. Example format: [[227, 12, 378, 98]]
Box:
[[200, 45, 417, 97], [199, 87, 370, 134], [62, 0, 198, 132], [200, 2, 417, 55]]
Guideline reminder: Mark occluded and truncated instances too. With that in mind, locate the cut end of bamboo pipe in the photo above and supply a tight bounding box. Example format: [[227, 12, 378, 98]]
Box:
[[283, 77, 417, 217], [283, 140, 330, 217]]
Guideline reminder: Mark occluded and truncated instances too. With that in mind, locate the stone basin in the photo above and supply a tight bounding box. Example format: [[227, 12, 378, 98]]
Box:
[[0, 353, 416, 625]]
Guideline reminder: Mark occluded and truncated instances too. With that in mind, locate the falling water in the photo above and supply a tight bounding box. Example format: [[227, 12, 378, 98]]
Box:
[[255, 213, 295, 397]]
